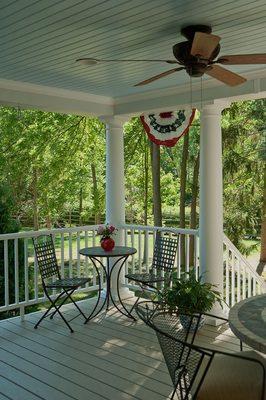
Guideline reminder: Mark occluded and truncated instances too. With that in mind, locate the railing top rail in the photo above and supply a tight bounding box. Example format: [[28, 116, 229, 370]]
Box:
[[0, 225, 99, 241], [223, 234, 265, 285], [120, 224, 198, 236]]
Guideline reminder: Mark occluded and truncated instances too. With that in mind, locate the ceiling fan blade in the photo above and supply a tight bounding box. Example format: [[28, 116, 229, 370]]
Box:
[[206, 65, 246, 86], [76, 57, 179, 65], [191, 32, 221, 59], [134, 67, 184, 86], [217, 54, 266, 65]]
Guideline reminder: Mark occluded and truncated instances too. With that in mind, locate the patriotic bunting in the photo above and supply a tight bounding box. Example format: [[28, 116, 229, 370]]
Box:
[[140, 109, 196, 147]]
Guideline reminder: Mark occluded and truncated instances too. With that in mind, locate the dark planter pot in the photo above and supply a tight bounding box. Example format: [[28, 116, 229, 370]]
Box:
[[180, 314, 206, 332], [100, 237, 115, 251]]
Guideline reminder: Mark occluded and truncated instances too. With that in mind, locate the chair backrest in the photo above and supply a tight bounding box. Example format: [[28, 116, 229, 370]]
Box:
[[136, 302, 211, 399], [151, 231, 179, 272], [33, 235, 60, 280]]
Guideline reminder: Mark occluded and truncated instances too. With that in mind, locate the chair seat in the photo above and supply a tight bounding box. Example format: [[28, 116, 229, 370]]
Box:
[[125, 272, 165, 284], [46, 277, 90, 289], [194, 350, 266, 400]]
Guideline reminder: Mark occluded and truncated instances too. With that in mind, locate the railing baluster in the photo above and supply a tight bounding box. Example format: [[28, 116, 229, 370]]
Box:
[[24, 238, 29, 303], [60, 233, 65, 278], [77, 231, 81, 278], [194, 235, 199, 279], [242, 262, 246, 299], [252, 276, 256, 296], [138, 229, 142, 273], [124, 228, 128, 284], [92, 229, 96, 286], [34, 248, 38, 302], [145, 230, 149, 273], [85, 230, 89, 286], [185, 235, 190, 273], [248, 271, 251, 297], [14, 238, 19, 304], [237, 259, 241, 302], [231, 254, 235, 307], [131, 229, 135, 274], [69, 232, 73, 278], [177, 237, 181, 279], [4, 240, 9, 307], [225, 245, 229, 305]]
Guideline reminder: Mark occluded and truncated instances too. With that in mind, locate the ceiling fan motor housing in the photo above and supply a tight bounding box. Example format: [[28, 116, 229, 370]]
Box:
[[172, 40, 220, 77]]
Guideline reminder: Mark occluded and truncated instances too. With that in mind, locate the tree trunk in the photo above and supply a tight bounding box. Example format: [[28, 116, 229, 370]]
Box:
[[91, 163, 101, 224], [143, 143, 149, 226], [32, 168, 39, 230], [79, 188, 83, 225], [180, 131, 190, 268], [45, 214, 52, 229], [150, 142, 162, 227], [189, 152, 200, 266], [143, 142, 149, 265], [257, 161, 266, 275]]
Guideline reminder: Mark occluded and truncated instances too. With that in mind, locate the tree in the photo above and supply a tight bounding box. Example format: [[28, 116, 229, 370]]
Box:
[[222, 100, 265, 254], [150, 142, 162, 227], [257, 133, 266, 275]]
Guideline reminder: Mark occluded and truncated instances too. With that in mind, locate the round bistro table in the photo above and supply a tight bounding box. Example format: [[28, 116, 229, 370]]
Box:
[[229, 294, 266, 353], [79, 246, 137, 322]]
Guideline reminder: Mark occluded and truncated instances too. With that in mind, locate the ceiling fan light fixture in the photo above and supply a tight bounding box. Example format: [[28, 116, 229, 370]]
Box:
[[76, 58, 98, 66]]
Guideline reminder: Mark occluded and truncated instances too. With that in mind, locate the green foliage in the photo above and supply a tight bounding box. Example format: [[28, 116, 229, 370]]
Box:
[[0, 107, 106, 227], [161, 271, 222, 314], [222, 99, 265, 253]]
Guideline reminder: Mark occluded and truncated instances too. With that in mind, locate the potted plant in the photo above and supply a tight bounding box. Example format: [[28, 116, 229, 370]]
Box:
[[161, 271, 223, 330]]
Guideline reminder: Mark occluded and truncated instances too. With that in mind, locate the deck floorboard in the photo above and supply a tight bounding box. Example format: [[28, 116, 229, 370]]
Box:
[[0, 298, 249, 400]]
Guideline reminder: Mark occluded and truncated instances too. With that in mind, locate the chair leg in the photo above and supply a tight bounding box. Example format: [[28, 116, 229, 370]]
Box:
[[36, 292, 75, 333], [34, 302, 55, 329], [67, 292, 88, 320], [49, 291, 67, 319]]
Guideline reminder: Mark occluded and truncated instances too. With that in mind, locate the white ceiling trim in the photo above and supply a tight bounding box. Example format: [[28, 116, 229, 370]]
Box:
[[0, 78, 114, 116], [0, 71, 265, 117], [114, 69, 266, 115]]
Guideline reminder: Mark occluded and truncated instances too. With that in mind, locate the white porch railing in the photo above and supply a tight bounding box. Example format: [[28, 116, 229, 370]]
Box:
[[0, 224, 264, 317], [223, 234, 266, 307], [0, 225, 100, 315]]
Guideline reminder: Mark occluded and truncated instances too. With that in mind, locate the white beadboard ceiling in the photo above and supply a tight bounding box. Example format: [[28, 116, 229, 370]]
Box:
[[0, 0, 265, 98]]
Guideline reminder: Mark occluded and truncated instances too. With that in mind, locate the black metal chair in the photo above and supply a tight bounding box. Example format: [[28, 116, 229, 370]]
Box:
[[33, 234, 91, 333], [125, 231, 179, 315], [136, 301, 265, 400]]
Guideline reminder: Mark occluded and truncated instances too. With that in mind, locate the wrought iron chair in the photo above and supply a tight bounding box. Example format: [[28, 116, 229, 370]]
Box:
[[33, 234, 91, 333], [136, 301, 265, 400], [125, 231, 179, 316]]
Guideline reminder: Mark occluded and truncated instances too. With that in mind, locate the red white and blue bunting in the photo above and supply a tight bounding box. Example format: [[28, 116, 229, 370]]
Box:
[[140, 109, 196, 147]]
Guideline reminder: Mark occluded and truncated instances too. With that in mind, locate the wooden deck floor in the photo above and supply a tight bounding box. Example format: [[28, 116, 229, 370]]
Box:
[[0, 298, 248, 400]]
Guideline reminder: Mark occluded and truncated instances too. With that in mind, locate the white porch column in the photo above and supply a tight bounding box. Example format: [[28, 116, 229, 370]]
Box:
[[199, 102, 229, 305], [101, 116, 132, 299]]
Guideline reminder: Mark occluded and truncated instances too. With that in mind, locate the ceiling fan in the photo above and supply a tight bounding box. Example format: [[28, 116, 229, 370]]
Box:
[[76, 25, 266, 87]]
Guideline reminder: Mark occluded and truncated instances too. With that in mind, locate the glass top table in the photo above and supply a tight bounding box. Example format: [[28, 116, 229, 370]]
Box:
[[79, 246, 137, 322], [229, 294, 266, 353]]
